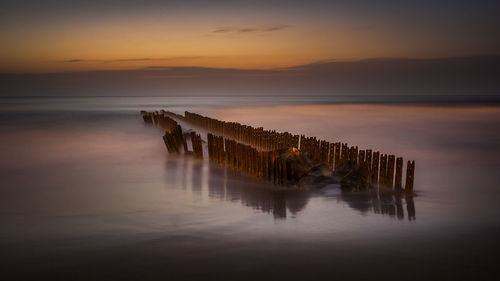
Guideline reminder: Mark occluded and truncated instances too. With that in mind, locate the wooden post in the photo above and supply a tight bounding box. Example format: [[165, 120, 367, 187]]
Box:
[[334, 143, 341, 169], [273, 152, 277, 185], [279, 154, 284, 185], [354, 146, 358, 166], [328, 143, 335, 169], [358, 150, 365, 166], [162, 133, 172, 153], [366, 149, 372, 169], [182, 134, 188, 153], [218, 136, 223, 165], [395, 157, 403, 190], [282, 157, 287, 186], [380, 154, 388, 186], [387, 155, 395, 188], [190, 132, 203, 159], [342, 143, 348, 166], [405, 160, 415, 192], [207, 133, 212, 160]]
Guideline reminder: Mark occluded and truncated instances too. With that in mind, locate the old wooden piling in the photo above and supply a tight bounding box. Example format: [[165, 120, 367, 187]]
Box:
[[141, 111, 153, 123], [182, 134, 188, 153], [358, 150, 365, 166], [366, 150, 372, 169], [395, 157, 403, 190], [405, 160, 415, 192], [328, 143, 335, 169], [190, 132, 203, 159], [372, 152, 379, 184], [334, 143, 341, 170], [162, 133, 175, 153], [387, 155, 395, 188]]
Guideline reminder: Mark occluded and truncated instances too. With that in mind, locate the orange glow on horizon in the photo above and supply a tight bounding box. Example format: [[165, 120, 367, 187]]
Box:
[[1, 3, 498, 74]]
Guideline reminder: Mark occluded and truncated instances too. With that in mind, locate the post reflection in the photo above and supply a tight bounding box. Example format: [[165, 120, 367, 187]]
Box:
[[206, 164, 310, 219], [165, 157, 416, 220], [340, 189, 416, 220]]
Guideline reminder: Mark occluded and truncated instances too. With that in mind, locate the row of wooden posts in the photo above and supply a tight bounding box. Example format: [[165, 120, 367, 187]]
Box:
[[175, 111, 300, 151], [142, 110, 415, 192], [207, 133, 289, 185], [142, 111, 192, 156]]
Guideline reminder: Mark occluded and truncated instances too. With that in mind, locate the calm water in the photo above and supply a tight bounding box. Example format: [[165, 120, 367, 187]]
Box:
[[1, 97, 500, 280]]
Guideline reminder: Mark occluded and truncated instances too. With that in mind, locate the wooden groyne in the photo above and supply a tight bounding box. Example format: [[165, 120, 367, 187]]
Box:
[[141, 110, 416, 193], [207, 134, 289, 186], [142, 110, 188, 154], [174, 111, 300, 151]]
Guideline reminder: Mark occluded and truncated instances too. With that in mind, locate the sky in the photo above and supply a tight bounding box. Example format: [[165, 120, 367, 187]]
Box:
[[1, 0, 500, 73]]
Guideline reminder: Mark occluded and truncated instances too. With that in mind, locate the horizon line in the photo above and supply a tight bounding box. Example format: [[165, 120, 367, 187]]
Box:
[[2, 54, 499, 75]]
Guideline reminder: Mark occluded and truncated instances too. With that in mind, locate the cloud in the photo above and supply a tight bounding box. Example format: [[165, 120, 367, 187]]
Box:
[[212, 25, 291, 34], [102, 58, 152, 63], [63, 58, 153, 63], [64, 59, 85, 63], [238, 28, 257, 33], [213, 28, 232, 33], [60, 57, 205, 65], [262, 25, 291, 32], [144, 66, 172, 70]]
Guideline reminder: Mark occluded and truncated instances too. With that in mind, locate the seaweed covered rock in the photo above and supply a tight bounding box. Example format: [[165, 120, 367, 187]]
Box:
[[281, 147, 313, 182], [281, 148, 336, 187], [337, 162, 371, 191]]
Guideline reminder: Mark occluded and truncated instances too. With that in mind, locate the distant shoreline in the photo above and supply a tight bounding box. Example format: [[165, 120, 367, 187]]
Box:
[[1, 95, 500, 106]]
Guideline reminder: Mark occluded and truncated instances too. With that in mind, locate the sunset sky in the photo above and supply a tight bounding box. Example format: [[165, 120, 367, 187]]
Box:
[[1, 0, 499, 73]]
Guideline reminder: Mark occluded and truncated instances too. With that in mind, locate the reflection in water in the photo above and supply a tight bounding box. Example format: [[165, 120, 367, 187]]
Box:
[[167, 156, 310, 219], [167, 155, 416, 220], [206, 164, 311, 219], [340, 189, 416, 220]]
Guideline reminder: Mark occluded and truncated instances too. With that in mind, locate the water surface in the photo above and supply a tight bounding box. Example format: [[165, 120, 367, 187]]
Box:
[[1, 97, 499, 280]]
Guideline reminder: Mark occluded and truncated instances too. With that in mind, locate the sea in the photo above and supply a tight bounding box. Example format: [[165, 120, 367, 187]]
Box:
[[1, 96, 500, 280]]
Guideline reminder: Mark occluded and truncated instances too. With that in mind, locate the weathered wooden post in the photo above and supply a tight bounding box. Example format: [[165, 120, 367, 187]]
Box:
[[341, 143, 348, 166], [358, 150, 365, 166], [190, 132, 203, 159], [167, 132, 180, 154], [334, 143, 341, 169], [218, 136, 224, 165], [199, 134, 203, 159], [162, 133, 172, 153], [282, 157, 287, 186], [366, 149, 372, 169], [267, 151, 272, 182], [395, 157, 403, 190], [224, 138, 229, 167], [354, 146, 358, 166], [379, 153, 386, 186], [387, 155, 395, 188], [405, 160, 415, 192], [372, 151, 380, 184], [152, 112, 158, 125], [226, 138, 231, 167], [207, 133, 212, 160], [277, 156, 282, 185], [328, 143, 335, 169], [321, 140, 329, 164], [141, 111, 153, 123], [182, 134, 188, 153], [192, 132, 198, 158], [264, 151, 269, 181]]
